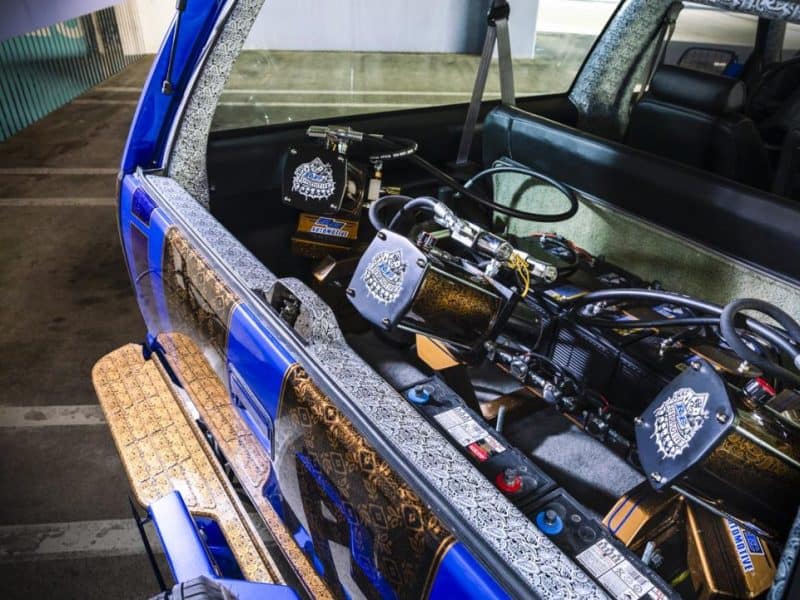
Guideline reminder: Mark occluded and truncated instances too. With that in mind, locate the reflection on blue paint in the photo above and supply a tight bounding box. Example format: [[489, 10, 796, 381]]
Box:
[[194, 516, 245, 580], [428, 542, 511, 600], [296, 453, 397, 600]]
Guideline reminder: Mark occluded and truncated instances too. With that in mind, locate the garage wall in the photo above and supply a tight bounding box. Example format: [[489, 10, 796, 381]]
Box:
[[0, 2, 145, 141]]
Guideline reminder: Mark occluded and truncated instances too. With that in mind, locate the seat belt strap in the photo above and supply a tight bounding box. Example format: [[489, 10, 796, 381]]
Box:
[[496, 15, 516, 106], [637, 3, 681, 103], [457, 0, 514, 166]]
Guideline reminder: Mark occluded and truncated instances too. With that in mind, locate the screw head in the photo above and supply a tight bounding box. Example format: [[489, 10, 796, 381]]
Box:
[[716, 410, 728, 424], [416, 258, 426, 268], [290, 148, 297, 155], [381, 318, 391, 328], [346, 288, 355, 297], [377, 231, 387, 240], [691, 361, 702, 371], [651, 472, 663, 483]]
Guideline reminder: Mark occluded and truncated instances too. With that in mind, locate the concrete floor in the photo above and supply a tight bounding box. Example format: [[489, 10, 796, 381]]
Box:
[[0, 57, 164, 599], [0, 45, 589, 598]]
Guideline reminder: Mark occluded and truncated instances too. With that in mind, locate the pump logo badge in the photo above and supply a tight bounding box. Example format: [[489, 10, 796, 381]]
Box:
[[362, 250, 406, 305], [292, 157, 335, 200], [652, 387, 709, 460], [310, 217, 353, 239]]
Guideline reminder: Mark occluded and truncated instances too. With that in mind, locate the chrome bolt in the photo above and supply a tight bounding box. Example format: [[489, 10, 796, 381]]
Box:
[[716, 410, 728, 424], [346, 288, 355, 297], [691, 361, 702, 371], [736, 361, 750, 374], [651, 472, 664, 483], [381, 318, 390, 327], [416, 258, 426, 268], [377, 231, 387, 240]]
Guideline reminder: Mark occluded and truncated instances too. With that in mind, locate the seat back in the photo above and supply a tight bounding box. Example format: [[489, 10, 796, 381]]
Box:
[[626, 65, 769, 189], [481, 104, 800, 283]]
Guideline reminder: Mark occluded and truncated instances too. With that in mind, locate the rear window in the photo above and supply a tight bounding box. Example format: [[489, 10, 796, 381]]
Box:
[[664, 3, 758, 76], [211, 0, 618, 131]]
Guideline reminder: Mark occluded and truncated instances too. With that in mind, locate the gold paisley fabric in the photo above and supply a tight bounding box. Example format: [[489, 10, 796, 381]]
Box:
[[279, 366, 454, 600]]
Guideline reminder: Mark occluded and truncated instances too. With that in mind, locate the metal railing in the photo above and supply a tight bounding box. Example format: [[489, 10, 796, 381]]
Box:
[[0, 1, 145, 141]]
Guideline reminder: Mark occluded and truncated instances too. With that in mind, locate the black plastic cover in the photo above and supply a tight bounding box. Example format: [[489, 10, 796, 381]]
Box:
[[282, 145, 347, 214], [347, 230, 427, 331], [635, 359, 734, 489]]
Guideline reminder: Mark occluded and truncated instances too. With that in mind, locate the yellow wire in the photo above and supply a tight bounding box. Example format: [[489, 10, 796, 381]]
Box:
[[509, 254, 530, 298]]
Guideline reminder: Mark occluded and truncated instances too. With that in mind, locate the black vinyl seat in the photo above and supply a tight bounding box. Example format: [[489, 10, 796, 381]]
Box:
[[625, 65, 770, 190]]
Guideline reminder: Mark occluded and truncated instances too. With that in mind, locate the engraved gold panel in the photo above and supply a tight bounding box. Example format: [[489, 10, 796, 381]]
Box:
[[686, 504, 775, 599], [603, 482, 685, 551], [157, 332, 333, 600], [162, 227, 239, 357], [278, 366, 454, 600], [91, 344, 278, 583]]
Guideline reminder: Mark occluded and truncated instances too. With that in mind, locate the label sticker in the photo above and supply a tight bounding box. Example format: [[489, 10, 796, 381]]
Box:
[[544, 284, 587, 303], [292, 157, 336, 200], [434, 407, 505, 460], [298, 214, 358, 241], [651, 386, 710, 460], [577, 538, 656, 600], [652, 303, 690, 319], [726, 519, 763, 573], [362, 249, 406, 305]]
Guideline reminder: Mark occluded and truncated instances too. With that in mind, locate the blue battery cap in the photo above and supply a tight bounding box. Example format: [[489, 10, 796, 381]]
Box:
[[536, 509, 564, 536], [408, 384, 434, 405]]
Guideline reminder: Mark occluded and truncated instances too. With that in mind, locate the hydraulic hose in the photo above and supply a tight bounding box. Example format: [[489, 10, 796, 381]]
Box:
[[368, 194, 414, 231], [364, 135, 579, 222], [387, 197, 438, 231], [463, 165, 580, 222], [570, 289, 800, 386], [720, 298, 800, 384]]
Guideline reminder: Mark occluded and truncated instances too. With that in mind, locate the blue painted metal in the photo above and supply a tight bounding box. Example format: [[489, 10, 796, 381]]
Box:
[[131, 188, 156, 225], [220, 579, 300, 600], [427, 543, 511, 600], [193, 516, 245, 580], [117, 178, 172, 334], [149, 491, 217, 581], [148, 491, 300, 599], [120, 0, 227, 172], [227, 303, 295, 448]]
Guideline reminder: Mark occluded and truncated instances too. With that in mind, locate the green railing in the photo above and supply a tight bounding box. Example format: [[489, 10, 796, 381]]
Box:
[[0, 4, 144, 141]]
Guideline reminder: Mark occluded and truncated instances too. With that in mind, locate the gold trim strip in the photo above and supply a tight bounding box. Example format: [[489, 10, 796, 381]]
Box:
[[92, 343, 278, 584]]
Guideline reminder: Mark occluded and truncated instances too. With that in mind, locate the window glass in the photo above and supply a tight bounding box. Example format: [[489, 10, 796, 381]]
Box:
[[783, 23, 800, 59], [664, 3, 758, 76], [514, 0, 618, 95], [211, 0, 619, 131]]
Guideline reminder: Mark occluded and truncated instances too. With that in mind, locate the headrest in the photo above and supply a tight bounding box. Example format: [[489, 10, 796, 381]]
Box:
[[647, 65, 746, 114]]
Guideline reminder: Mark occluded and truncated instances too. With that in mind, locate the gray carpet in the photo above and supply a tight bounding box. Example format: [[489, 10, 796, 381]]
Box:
[[504, 407, 644, 518], [347, 331, 643, 518]]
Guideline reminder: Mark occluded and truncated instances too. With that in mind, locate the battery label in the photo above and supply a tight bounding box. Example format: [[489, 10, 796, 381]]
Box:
[[434, 407, 505, 462], [577, 538, 657, 600]]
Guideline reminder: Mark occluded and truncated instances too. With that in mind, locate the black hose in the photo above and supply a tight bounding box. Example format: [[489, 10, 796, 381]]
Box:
[[577, 316, 719, 329], [365, 135, 578, 222], [720, 298, 800, 385], [387, 197, 438, 230], [366, 135, 418, 161], [463, 165, 580, 222], [570, 288, 800, 385], [368, 194, 414, 231]]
